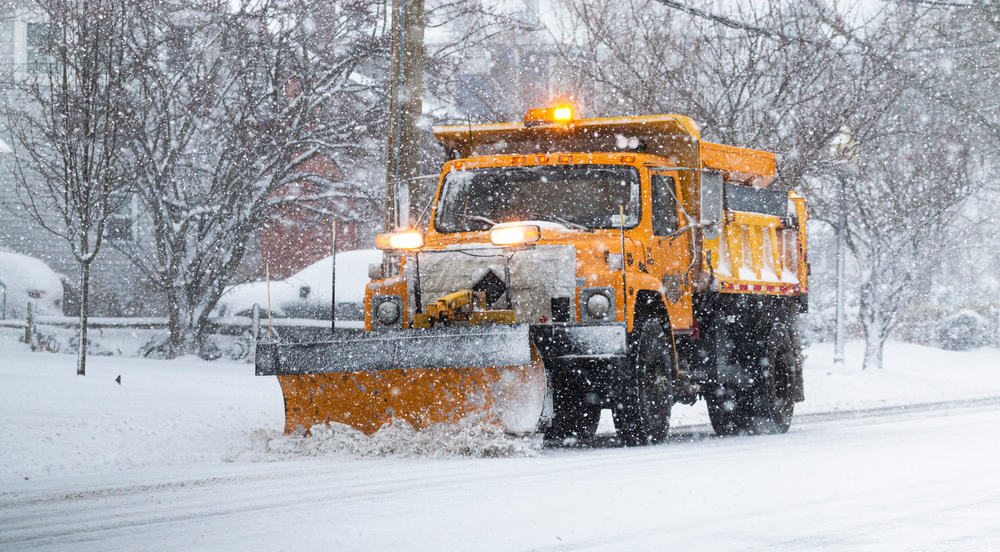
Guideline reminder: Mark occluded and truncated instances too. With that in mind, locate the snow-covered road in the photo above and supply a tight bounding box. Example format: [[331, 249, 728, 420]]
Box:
[[4, 401, 999, 551]]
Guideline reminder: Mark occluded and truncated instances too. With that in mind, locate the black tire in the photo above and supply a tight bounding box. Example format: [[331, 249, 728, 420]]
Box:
[[706, 384, 746, 436], [613, 319, 675, 446], [705, 310, 749, 436], [544, 392, 601, 444], [743, 322, 798, 434], [706, 320, 798, 436]]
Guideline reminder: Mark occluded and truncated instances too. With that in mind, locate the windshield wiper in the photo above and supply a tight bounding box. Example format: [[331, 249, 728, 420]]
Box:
[[458, 214, 497, 229], [526, 212, 587, 230]]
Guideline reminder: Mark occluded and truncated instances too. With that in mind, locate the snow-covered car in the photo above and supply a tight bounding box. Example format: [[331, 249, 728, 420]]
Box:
[[0, 250, 64, 319], [215, 249, 381, 320]]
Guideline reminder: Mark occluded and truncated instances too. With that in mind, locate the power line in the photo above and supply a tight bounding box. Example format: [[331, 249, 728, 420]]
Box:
[[891, 0, 997, 9], [651, 0, 789, 40]]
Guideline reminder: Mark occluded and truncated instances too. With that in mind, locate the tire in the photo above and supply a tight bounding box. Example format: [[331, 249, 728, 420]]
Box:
[[706, 319, 798, 436], [613, 319, 675, 446], [705, 310, 749, 436], [743, 322, 798, 434], [544, 390, 601, 444], [706, 385, 746, 436]]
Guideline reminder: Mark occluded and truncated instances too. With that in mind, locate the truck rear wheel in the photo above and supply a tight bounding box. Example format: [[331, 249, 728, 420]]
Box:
[[706, 320, 797, 435], [744, 322, 797, 434], [614, 319, 674, 446]]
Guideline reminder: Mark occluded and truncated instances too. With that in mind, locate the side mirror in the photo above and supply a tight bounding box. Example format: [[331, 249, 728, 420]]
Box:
[[368, 263, 382, 280], [700, 172, 723, 240]]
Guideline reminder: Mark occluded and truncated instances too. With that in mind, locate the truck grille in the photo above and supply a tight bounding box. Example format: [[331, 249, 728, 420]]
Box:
[[417, 245, 577, 324]]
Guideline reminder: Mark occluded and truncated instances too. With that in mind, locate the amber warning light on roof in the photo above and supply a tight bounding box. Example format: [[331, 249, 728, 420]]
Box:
[[524, 106, 574, 127]]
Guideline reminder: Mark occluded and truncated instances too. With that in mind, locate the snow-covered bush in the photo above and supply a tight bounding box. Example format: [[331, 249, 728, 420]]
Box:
[[937, 310, 990, 350]]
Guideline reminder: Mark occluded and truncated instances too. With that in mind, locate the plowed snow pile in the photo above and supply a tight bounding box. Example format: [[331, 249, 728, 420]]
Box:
[[232, 417, 543, 460]]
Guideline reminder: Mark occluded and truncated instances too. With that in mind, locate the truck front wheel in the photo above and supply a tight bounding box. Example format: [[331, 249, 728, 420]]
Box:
[[614, 319, 674, 446], [544, 376, 601, 444]]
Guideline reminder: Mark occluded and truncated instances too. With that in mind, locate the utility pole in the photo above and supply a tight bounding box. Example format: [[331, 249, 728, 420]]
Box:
[[385, 0, 425, 231], [831, 126, 855, 370], [833, 171, 846, 369]]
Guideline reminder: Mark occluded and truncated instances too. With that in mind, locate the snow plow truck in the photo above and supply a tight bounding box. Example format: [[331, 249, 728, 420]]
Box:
[[256, 106, 808, 445]]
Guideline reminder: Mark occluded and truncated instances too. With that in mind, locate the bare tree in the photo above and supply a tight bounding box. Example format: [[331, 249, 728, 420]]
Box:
[[107, 0, 392, 356], [816, 115, 977, 368], [549, 0, 909, 192], [2, 0, 136, 375]]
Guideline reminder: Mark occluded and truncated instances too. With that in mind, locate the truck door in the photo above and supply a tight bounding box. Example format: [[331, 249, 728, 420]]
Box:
[[648, 170, 693, 327]]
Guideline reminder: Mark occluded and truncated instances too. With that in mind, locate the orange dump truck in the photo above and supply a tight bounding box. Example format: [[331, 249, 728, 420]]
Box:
[[256, 107, 808, 444]]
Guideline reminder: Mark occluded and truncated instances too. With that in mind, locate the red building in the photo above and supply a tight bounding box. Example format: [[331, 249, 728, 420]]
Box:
[[258, 155, 361, 279]]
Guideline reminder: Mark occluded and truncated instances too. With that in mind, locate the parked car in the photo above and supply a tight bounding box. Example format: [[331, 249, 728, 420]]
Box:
[[0, 250, 64, 319], [215, 249, 381, 320]]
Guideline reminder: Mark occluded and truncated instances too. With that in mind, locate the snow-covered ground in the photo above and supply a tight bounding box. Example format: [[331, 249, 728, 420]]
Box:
[[3, 329, 1000, 482], [2, 331, 1000, 550]]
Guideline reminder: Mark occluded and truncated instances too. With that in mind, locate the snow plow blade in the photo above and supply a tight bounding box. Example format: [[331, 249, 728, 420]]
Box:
[[256, 324, 546, 435]]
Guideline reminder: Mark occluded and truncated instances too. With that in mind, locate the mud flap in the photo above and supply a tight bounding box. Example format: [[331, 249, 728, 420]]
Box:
[[256, 324, 545, 435]]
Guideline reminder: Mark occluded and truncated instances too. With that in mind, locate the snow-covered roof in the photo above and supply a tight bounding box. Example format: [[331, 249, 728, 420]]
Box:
[[0, 137, 12, 154]]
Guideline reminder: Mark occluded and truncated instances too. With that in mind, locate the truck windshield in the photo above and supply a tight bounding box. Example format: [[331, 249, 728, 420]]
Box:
[[433, 165, 641, 233]]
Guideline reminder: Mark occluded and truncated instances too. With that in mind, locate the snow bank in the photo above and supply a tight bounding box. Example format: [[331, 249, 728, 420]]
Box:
[[0, 341, 281, 482]]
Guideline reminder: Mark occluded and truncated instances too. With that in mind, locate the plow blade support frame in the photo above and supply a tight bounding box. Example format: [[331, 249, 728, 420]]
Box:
[[256, 324, 533, 376]]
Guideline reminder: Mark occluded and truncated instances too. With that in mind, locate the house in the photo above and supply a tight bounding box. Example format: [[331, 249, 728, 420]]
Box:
[[259, 154, 366, 280], [1, 3, 373, 314], [0, 4, 157, 316]]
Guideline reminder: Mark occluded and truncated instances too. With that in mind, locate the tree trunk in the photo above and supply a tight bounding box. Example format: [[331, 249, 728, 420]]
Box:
[[861, 305, 887, 370], [166, 286, 202, 358], [77, 263, 90, 376], [862, 332, 885, 370]]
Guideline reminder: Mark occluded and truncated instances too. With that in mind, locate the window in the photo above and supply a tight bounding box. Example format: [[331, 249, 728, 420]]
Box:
[[724, 182, 787, 217], [26, 22, 55, 69], [434, 165, 642, 233], [0, 19, 13, 56], [651, 174, 678, 236], [105, 191, 136, 241]]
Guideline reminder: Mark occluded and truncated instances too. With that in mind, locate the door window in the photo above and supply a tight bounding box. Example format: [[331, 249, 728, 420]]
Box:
[[651, 174, 679, 236]]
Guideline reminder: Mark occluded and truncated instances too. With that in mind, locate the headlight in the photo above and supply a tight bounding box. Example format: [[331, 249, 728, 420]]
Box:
[[375, 299, 400, 326], [490, 224, 541, 246], [375, 230, 423, 251], [580, 287, 615, 321], [585, 292, 611, 319]]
